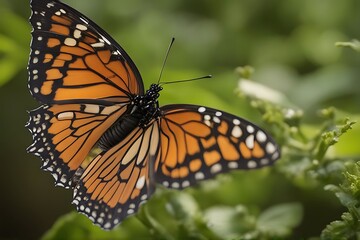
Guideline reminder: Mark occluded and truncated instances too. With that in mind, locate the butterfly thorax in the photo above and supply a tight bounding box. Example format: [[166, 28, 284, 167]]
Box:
[[97, 84, 162, 151]]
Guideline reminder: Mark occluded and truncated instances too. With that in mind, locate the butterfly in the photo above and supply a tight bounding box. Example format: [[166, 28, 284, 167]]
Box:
[[27, 0, 280, 230]]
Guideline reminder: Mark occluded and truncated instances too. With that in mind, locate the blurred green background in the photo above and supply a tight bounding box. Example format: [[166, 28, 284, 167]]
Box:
[[0, 0, 359, 239]]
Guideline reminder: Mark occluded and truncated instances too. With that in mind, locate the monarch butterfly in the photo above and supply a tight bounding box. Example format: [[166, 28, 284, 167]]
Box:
[[27, 0, 280, 230]]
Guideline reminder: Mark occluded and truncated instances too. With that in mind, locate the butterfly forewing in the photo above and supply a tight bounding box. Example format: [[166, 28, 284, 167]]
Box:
[[156, 104, 280, 189], [29, 0, 143, 104]]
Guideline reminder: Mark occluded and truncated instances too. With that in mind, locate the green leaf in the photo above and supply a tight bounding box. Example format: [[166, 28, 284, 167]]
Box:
[[257, 202, 303, 237], [315, 117, 356, 160], [321, 212, 360, 240], [204, 205, 257, 239], [324, 184, 356, 209], [165, 191, 200, 221]]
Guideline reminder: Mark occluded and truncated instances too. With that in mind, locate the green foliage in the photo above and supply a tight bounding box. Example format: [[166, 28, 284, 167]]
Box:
[[336, 39, 360, 52], [0, 8, 29, 86], [321, 162, 360, 239]]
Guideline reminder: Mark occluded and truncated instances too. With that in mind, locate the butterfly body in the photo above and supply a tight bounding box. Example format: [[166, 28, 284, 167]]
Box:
[[28, 0, 280, 230], [98, 84, 162, 151]]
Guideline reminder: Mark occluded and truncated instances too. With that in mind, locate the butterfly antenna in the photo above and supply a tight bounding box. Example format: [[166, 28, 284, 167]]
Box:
[[157, 37, 175, 84], [160, 75, 212, 86]]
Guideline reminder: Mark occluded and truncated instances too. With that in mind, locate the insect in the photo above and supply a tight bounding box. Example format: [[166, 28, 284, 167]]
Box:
[[27, 0, 280, 230]]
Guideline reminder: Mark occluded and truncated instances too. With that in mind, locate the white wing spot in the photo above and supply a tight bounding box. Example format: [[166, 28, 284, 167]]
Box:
[[182, 181, 190, 188], [32, 69, 38, 74], [33, 87, 39, 93], [55, 11, 61, 16], [210, 163, 222, 174], [233, 119, 241, 125], [76, 24, 88, 30], [84, 104, 100, 113], [213, 116, 220, 123], [127, 209, 134, 215], [231, 126, 242, 138], [247, 160, 257, 168], [228, 162, 238, 169], [57, 112, 74, 120], [195, 172, 204, 180], [103, 223, 111, 229], [215, 111, 222, 117], [266, 142, 276, 154], [91, 42, 105, 48], [198, 107, 206, 113], [136, 175, 145, 189], [204, 120, 211, 127], [97, 218, 104, 224], [74, 29, 82, 39], [272, 151, 280, 160], [33, 57, 39, 64], [260, 158, 269, 165], [162, 181, 169, 187], [64, 38, 77, 47], [247, 125, 254, 133], [172, 182, 180, 188], [245, 135, 254, 149], [141, 194, 147, 201], [204, 115, 211, 121], [37, 36, 43, 41], [256, 130, 267, 142]]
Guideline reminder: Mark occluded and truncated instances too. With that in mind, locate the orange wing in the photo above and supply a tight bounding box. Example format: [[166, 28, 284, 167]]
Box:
[[29, 0, 143, 105], [26, 103, 127, 188], [72, 121, 160, 229], [156, 104, 281, 189]]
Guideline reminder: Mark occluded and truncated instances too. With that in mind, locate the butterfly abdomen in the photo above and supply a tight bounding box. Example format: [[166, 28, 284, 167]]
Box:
[[97, 113, 140, 151]]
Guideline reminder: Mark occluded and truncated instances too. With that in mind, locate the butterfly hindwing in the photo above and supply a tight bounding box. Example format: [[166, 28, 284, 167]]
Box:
[[29, 0, 143, 104], [156, 104, 280, 189], [72, 122, 160, 229]]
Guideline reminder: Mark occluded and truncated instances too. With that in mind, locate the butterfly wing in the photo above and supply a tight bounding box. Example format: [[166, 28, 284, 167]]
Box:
[[156, 104, 280, 189], [29, 0, 143, 104], [28, 0, 144, 188], [26, 103, 127, 188], [72, 121, 161, 229]]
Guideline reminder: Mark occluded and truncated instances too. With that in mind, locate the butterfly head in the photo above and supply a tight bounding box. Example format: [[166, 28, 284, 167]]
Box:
[[146, 84, 163, 100]]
